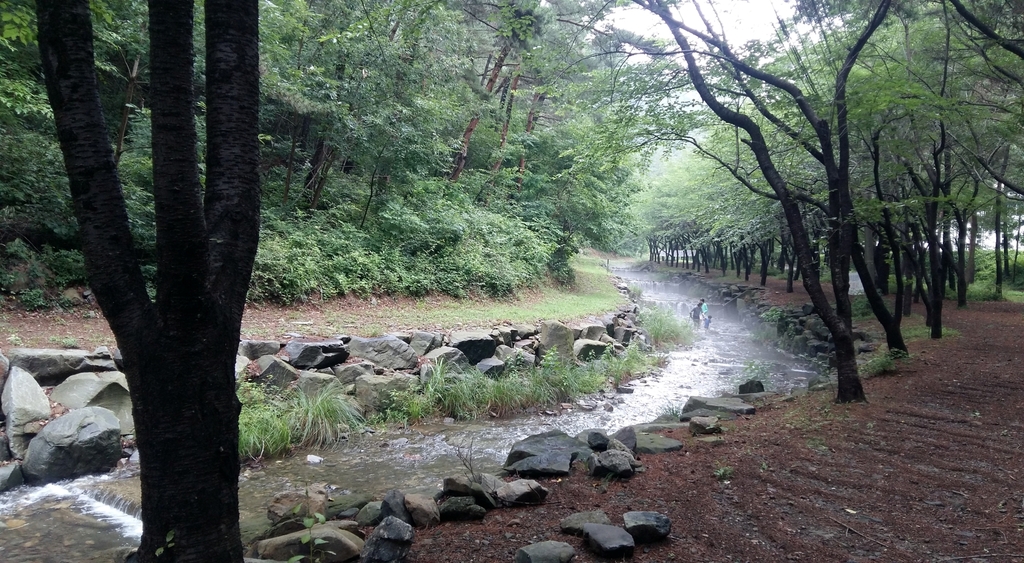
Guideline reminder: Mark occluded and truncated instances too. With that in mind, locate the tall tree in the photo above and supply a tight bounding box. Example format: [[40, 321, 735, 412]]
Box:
[[35, 0, 260, 561]]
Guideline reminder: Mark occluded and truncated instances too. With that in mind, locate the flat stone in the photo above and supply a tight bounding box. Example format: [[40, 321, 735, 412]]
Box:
[[504, 429, 592, 467], [623, 511, 671, 543], [514, 540, 576, 563], [347, 336, 418, 370], [635, 433, 683, 454], [476, 357, 505, 377], [681, 396, 755, 415], [506, 451, 572, 477], [689, 416, 722, 436], [678, 408, 737, 422], [582, 523, 634, 558], [559, 510, 611, 536]]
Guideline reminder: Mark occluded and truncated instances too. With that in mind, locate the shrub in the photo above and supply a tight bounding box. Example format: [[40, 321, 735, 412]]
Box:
[[966, 282, 1002, 302], [759, 307, 785, 323], [18, 288, 48, 311]]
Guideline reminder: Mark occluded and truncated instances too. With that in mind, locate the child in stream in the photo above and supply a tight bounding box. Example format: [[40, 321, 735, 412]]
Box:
[[690, 304, 702, 327]]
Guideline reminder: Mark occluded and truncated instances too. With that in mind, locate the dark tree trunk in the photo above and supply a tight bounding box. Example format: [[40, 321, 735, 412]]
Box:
[[759, 242, 770, 286], [853, 243, 907, 352], [36, 0, 259, 561]]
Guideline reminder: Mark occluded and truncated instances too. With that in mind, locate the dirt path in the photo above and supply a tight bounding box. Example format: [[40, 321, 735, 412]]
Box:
[[410, 279, 1024, 563]]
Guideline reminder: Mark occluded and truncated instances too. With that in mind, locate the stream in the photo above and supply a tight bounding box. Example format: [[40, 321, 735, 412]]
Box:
[[0, 267, 814, 562]]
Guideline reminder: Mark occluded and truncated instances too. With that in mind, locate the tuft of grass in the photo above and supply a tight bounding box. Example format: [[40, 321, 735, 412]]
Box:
[[600, 343, 658, 386], [713, 464, 734, 482], [638, 306, 695, 348], [48, 335, 79, 349], [286, 381, 364, 449], [237, 383, 291, 460]]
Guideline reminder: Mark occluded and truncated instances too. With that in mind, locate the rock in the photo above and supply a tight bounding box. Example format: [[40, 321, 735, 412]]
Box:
[[283, 341, 326, 369], [325, 492, 374, 520], [438, 496, 486, 521], [334, 361, 375, 385], [496, 479, 549, 505], [559, 510, 611, 536], [0, 462, 24, 492], [605, 437, 632, 454], [578, 323, 609, 341], [442, 475, 474, 496], [581, 429, 610, 451], [514, 541, 576, 563], [505, 451, 572, 477], [623, 511, 671, 543], [50, 371, 134, 434], [504, 429, 592, 467], [22, 406, 121, 484], [635, 432, 684, 454], [355, 372, 417, 413], [7, 348, 117, 386], [582, 523, 634, 558], [356, 501, 384, 527], [612, 326, 635, 345], [0, 434, 10, 462], [423, 346, 471, 371], [360, 516, 414, 563], [409, 331, 442, 356], [254, 525, 363, 563], [403, 493, 440, 528], [611, 426, 637, 453], [573, 339, 609, 362], [380, 489, 414, 526], [447, 331, 497, 365], [537, 321, 574, 362], [513, 324, 538, 338], [2, 366, 52, 456], [681, 396, 755, 415], [237, 339, 281, 361], [235, 355, 250, 383], [678, 408, 737, 422], [476, 357, 505, 377], [586, 450, 635, 478], [0, 350, 9, 395], [689, 416, 722, 436], [256, 355, 301, 389], [296, 371, 337, 398], [347, 336, 418, 370], [739, 379, 765, 394], [266, 485, 328, 525]]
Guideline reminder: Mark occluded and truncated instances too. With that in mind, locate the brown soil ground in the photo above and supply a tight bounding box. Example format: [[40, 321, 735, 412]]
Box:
[[407, 276, 1024, 563], [5, 274, 1024, 562]]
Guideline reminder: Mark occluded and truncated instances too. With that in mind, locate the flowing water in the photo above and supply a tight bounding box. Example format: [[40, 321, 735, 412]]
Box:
[[0, 266, 814, 562]]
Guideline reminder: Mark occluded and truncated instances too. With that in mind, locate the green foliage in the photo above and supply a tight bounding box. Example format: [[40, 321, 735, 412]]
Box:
[[742, 360, 772, 383], [759, 307, 786, 323], [859, 350, 907, 378], [600, 343, 658, 386], [850, 296, 873, 319], [237, 383, 291, 460], [966, 282, 1002, 302], [286, 381, 364, 449], [17, 288, 47, 311], [713, 464, 734, 482], [638, 306, 695, 348]]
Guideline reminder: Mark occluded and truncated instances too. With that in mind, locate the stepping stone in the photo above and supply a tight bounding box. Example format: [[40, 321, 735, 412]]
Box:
[[514, 540, 576, 563], [560, 510, 611, 536], [635, 433, 683, 454], [681, 396, 755, 415], [623, 511, 671, 543], [582, 523, 634, 558]]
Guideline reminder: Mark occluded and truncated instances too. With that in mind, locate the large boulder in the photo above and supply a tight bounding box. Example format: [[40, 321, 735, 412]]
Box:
[[254, 525, 363, 563], [422, 346, 471, 371], [623, 511, 671, 543], [447, 331, 497, 365], [283, 340, 350, 370], [408, 331, 442, 356], [403, 493, 440, 528], [504, 430, 592, 467], [237, 340, 281, 361], [573, 339, 609, 362], [514, 541, 576, 563], [22, 406, 121, 484], [50, 372, 134, 434], [355, 373, 417, 413], [347, 336, 418, 370], [537, 321, 574, 362], [681, 396, 755, 415], [256, 356, 301, 389], [8, 348, 118, 386], [2, 366, 51, 458], [360, 516, 414, 563]]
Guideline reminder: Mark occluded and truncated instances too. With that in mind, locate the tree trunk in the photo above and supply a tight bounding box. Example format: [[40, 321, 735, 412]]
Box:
[[36, 1, 259, 561], [967, 211, 977, 284], [451, 44, 511, 182], [852, 243, 906, 352]]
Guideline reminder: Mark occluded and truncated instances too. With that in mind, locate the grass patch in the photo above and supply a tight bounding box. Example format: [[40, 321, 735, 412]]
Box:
[[859, 349, 909, 378], [237, 383, 291, 460], [638, 306, 696, 348], [900, 324, 960, 340], [287, 381, 365, 449]]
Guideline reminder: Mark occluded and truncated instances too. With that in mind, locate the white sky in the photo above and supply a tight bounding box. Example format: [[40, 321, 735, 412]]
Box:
[[607, 0, 794, 48]]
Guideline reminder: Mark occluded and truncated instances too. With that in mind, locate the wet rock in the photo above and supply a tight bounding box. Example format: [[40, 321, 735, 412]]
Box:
[[356, 501, 384, 527], [689, 416, 722, 436], [582, 523, 634, 558], [635, 432, 683, 454], [580, 429, 609, 451], [739, 379, 765, 394], [448, 331, 497, 365], [681, 396, 755, 416], [559, 510, 611, 536], [255, 525, 363, 563], [586, 450, 635, 478], [22, 406, 121, 484], [347, 336, 418, 370], [439, 496, 486, 521], [514, 540, 576, 563], [504, 429, 592, 467], [0, 462, 24, 491], [496, 479, 549, 505], [380, 489, 414, 526], [360, 516, 414, 563], [505, 451, 572, 477], [537, 321, 574, 362], [237, 339, 281, 361], [623, 511, 671, 543], [325, 492, 374, 520], [403, 493, 440, 528]]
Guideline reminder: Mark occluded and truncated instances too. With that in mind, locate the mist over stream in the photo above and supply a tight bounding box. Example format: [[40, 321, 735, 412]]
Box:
[[0, 266, 813, 562]]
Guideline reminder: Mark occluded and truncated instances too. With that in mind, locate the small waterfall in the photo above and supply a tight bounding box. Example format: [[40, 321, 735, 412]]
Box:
[[0, 478, 143, 541]]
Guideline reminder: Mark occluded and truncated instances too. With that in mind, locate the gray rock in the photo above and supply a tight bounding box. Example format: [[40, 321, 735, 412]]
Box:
[[423, 346, 471, 371], [689, 416, 722, 435], [334, 361, 375, 385], [611, 426, 637, 453], [504, 430, 592, 467], [237, 339, 281, 361], [347, 336, 418, 370], [582, 523, 634, 558], [635, 432, 683, 454], [513, 324, 538, 338], [573, 339, 609, 362], [356, 501, 383, 527], [355, 372, 417, 413], [360, 516, 414, 563], [496, 479, 549, 505], [380, 489, 414, 526], [325, 492, 374, 520], [0, 350, 9, 399], [506, 451, 572, 477], [283, 340, 350, 369], [586, 450, 635, 478], [254, 525, 363, 563], [612, 326, 635, 345], [579, 323, 609, 341], [442, 475, 474, 496], [559, 510, 611, 536], [0, 434, 10, 462], [739, 379, 765, 394], [678, 408, 737, 422], [0, 462, 24, 492], [537, 321, 574, 362], [681, 396, 755, 415], [7, 348, 117, 386], [409, 331, 442, 356], [256, 355, 301, 389], [50, 371, 134, 434], [439, 496, 486, 521], [605, 437, 632, 454], [476, 357, 505, 377], [403, 493, 439, 528], [623, 511, 671, 543], [514, 541, 576, 563], [447, 331, 497, 365], [296, 371, 337, 398], [235, 355, 250, 384], [22, 406, 121, 484], [580, 429, 609, 451], [2, 366, 51, 453]]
